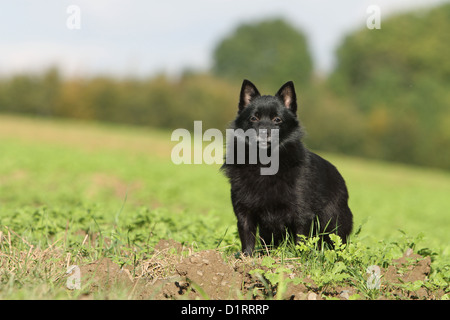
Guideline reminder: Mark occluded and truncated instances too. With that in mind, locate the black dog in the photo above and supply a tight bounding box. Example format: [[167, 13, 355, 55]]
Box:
[[222, 80, 353, 255]]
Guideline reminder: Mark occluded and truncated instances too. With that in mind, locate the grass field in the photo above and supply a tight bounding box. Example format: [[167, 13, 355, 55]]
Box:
[[0, 114, 449, 299]]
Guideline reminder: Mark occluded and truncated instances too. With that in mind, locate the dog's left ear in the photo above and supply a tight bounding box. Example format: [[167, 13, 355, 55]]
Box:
[[239, 79, 261, 112], [276, 81, 297, 114]]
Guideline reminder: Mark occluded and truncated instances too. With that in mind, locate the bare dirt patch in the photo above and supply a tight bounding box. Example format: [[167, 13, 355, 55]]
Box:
[[86, 172, 143, 199], [381, 249, 442, 299], [70, 239, 444, 300]]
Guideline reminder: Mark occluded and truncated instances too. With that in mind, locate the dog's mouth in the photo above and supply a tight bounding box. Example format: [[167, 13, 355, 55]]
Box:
[[257, 130, 271, 148], [233, 128, 278, 149], [257, 137, 270, 148]]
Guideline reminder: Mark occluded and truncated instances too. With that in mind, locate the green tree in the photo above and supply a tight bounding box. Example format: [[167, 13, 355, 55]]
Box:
[[0, 68, 61, 117], [212, 19, 313, 91], [329, 4, 450, 169]]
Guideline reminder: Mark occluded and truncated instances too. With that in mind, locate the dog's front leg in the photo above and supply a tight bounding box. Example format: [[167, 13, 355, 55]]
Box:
[[237, 215, 257, 256]]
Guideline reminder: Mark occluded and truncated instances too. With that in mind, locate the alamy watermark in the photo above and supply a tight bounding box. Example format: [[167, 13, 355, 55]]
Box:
[[366, 5, 381, 30], [366, 265, 381, 290], [66, 265, 81, 290], [171, 121, 280, 175], [66, 5, 81, 30]]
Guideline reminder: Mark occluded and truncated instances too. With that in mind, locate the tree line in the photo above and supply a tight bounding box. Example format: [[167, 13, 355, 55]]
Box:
[[0, 5, 449, 170]]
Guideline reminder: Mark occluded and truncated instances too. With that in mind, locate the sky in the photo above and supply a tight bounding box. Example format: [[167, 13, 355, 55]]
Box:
[[0, 0, 447, 78]]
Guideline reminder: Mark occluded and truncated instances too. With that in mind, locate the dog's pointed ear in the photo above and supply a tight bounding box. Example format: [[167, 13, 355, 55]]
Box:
[[276, 81, 297, 114], [239, 79, 261, 112]]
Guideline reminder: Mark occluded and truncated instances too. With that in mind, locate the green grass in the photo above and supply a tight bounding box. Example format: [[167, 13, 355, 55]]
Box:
[[0, 114, 448, 299], [323, 153, 450, 252]]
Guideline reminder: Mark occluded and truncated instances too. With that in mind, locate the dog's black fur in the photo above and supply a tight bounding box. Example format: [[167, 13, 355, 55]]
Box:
[[221, 80, 353, 255]]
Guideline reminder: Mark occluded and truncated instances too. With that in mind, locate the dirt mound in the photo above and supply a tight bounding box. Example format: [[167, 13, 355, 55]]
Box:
[[155, 249, 242, 299], [76, 257, 133, 299], [72, 239, 443, 300], [382, 249, 438, 299]]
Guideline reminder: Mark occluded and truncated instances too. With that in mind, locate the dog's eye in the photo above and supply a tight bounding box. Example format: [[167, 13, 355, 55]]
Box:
[[250, 116, 259, 122], [273, 117, 282, 124]]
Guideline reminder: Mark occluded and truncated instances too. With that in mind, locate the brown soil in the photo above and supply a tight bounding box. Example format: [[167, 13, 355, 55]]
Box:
[[381, 249, 441, 299], [72, 239, 444, 300], [86, 172, 143, 199]]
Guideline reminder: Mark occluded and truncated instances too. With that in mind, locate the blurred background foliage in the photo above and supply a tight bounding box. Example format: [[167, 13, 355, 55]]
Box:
[[212, 18, 313, 92], [0, 4, 449, 170]]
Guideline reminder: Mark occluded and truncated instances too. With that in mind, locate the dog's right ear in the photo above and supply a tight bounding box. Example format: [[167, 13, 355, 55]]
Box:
[[238, 79, 260, 112]]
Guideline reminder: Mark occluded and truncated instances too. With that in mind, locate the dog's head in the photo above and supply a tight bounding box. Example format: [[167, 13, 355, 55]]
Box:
[[233, 79, 300, 148]]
